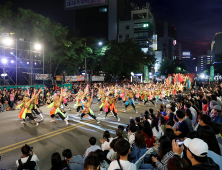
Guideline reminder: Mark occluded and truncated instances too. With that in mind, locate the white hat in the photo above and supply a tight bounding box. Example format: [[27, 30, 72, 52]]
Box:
[[184, 138, 208, 157]]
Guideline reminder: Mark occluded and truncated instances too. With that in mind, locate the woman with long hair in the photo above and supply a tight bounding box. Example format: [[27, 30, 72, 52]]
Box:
[[100, 130, 113, 151], [151, 118, 163, 140], [198, 125, 221, 155], [130, 130, 147, 163], [142, 114, 155, 148], [51, 152, 70, 170]]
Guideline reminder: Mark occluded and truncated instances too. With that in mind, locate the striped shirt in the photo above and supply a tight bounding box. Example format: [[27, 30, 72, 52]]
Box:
[[155, 150, 174, 170]]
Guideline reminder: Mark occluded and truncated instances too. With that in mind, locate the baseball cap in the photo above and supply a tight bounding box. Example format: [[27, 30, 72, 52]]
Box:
[[184, 138, 208, 157], [210, 105, 221, 111]]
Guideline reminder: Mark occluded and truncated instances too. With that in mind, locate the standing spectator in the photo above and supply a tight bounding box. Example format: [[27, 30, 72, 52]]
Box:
[[194, 114, 211, 131], [0, 101, 5, 112], [202, 99, 208, 114], [185, 109, 194, 132], [62, 149, 84, 170], [167, 107, 176, 126], [9, 89, 15, 109], [184, 102, 197, 125], [85, 137, 101, 159], [108, 138, 136, 170]]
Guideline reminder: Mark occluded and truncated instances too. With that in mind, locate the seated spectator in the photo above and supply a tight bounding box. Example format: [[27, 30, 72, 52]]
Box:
[[135, 117, 143, 130], [184, 102, 197, 125], [108, 138, 136, 170], [149, 136, 174, 170], [94, 150, 109, 170], [142, 114, 155, 148], [62, 149, 84, 170], [160, 117, 166, 132], [130, 130, 147, 163], [3, 100, 11, 111], [211, 105, 222, 124], [167, 107, 176, 126], [50, 152, 70, 170], [195, 114, 211, 131], [167, 155, 190, 170], [172, 115, 179, 129], [84, 152, 100, 170], [182, 138, 220, 170], [185, 109, 194, 132], [166, 110, 190, 138], [85, 137, 101, 159], [118, 125, 127, 139], [151, 118, 163, 140], [128, 126, 136, 147], [16, 144, 39, 170], [115, 128, 123, 140], [164, 128, 176, 141], [0, 101, 5, 112], [107, 138, 118, 162], [198, 125, 221, 156], [100, 130, 113, 151]]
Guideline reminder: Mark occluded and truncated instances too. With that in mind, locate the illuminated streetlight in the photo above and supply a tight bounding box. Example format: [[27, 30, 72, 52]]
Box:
[[11, 60, 14, 63], [2, 58, 8, 64], [10, 52, 13, 55], [98, 42, 103, 46], [34, 43, 42, 51], [3, 38, 13, 46]]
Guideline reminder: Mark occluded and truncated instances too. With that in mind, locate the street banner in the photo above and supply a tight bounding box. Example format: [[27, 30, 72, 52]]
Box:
[[65, 76, 85, 82], [144, 65, 149, 82], [56, 76, 63, 81], [35, 74, 51, 80], [210, 66, 214, 82], [92, 76, 104, 81]]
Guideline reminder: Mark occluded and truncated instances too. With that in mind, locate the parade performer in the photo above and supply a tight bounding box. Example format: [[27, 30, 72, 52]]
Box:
[[31, 90, 44, 121], [47, 88, 69, 125], [124, 88, 138, 113], [18, 89, 42, 126], [62, 90, 71, 111], [80, 90, 100, 123], [104, 96, 120, 121], [99, 95, 107, 115]]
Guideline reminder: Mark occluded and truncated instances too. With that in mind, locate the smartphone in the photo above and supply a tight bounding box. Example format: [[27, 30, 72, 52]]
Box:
[[177, 139, 184, 145]]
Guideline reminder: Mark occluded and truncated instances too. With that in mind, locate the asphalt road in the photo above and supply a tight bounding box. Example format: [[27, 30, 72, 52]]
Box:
[[0, 98, 173, 170]]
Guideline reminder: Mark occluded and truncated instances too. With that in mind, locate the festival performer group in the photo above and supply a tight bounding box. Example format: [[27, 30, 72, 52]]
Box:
[[16, 73, 191, 127]]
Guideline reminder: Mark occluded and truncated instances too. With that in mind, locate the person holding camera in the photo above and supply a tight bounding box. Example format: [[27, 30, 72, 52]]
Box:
[[16, 144, 39, 170]]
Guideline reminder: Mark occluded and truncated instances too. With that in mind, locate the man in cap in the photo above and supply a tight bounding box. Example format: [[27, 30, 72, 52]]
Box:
[[211, 105, 222, 124], [173, 138, 219, 170]]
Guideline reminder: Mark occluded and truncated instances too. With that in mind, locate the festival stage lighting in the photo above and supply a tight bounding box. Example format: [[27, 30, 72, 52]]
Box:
[[10, 52, 13, 55], [2, 58, 8, 64], [3, 38, 13, 46], [11, 60, 14, 63], [34, 43, 42, 51], [34, 62, 37, 65]]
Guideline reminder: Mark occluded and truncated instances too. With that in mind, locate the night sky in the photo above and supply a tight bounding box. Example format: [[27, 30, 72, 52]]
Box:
[[1, 0, 222, 57]]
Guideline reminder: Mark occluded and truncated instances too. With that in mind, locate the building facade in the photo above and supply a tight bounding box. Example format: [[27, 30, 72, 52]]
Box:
[[211, 32, 222, 63], [118, 3, 156, 55]]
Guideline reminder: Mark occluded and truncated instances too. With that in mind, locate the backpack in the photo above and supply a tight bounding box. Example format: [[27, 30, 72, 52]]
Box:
[[17, 155, 36, 170]]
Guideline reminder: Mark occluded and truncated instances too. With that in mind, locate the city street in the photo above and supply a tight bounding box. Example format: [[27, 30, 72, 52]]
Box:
[[0, 99, 172, 169]]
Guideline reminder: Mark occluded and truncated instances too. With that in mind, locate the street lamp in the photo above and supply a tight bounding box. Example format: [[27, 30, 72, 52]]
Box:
[[98, 42, 103, 46], [34, 43, 42, 51], [2, 58, 8, 64]]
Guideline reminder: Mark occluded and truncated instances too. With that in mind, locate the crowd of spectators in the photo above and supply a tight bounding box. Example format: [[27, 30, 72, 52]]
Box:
[[13, 82, 222, 169]]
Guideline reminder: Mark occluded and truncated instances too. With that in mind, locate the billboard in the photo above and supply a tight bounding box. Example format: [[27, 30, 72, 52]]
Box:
[[182, 51, 190, 58], [35, 74, 51, 80], [65, 76, 85, 82], [65, 0, 107, 9]]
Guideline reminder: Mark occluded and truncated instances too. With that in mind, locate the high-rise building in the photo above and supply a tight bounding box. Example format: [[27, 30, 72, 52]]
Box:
[[64, 0, 132, 40], [197, 51, 212, 74], [118, 3, 156, 55], [211, 32, 222, 63], [156, 21, 177, 60]]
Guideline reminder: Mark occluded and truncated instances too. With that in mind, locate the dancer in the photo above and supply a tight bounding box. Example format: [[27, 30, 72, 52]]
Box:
[[47, 88, 69, 125], [124, 88, 138, 113], [31, 89, 44, 121], [80, 90, 100, 123], [104, 96, 120, 121], [18, 89, 42, 126]]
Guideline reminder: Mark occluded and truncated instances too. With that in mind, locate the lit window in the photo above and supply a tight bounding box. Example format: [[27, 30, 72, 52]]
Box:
[[99, 8, 107, 12]]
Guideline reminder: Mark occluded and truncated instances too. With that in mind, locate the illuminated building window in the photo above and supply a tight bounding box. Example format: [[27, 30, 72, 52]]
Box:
[[99, 8, 107, 12]]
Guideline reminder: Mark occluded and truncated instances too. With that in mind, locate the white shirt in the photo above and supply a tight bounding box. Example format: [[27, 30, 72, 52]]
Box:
[[128, 133, 135, 146], [85, 145, 101, 158], [108, 160, 136, 170], [189, 107, 197, 125], [152, 126, 163, 139], [16, 155, 39, 170], [101, 138, 113, 151], [107, 148, 115, 161]]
